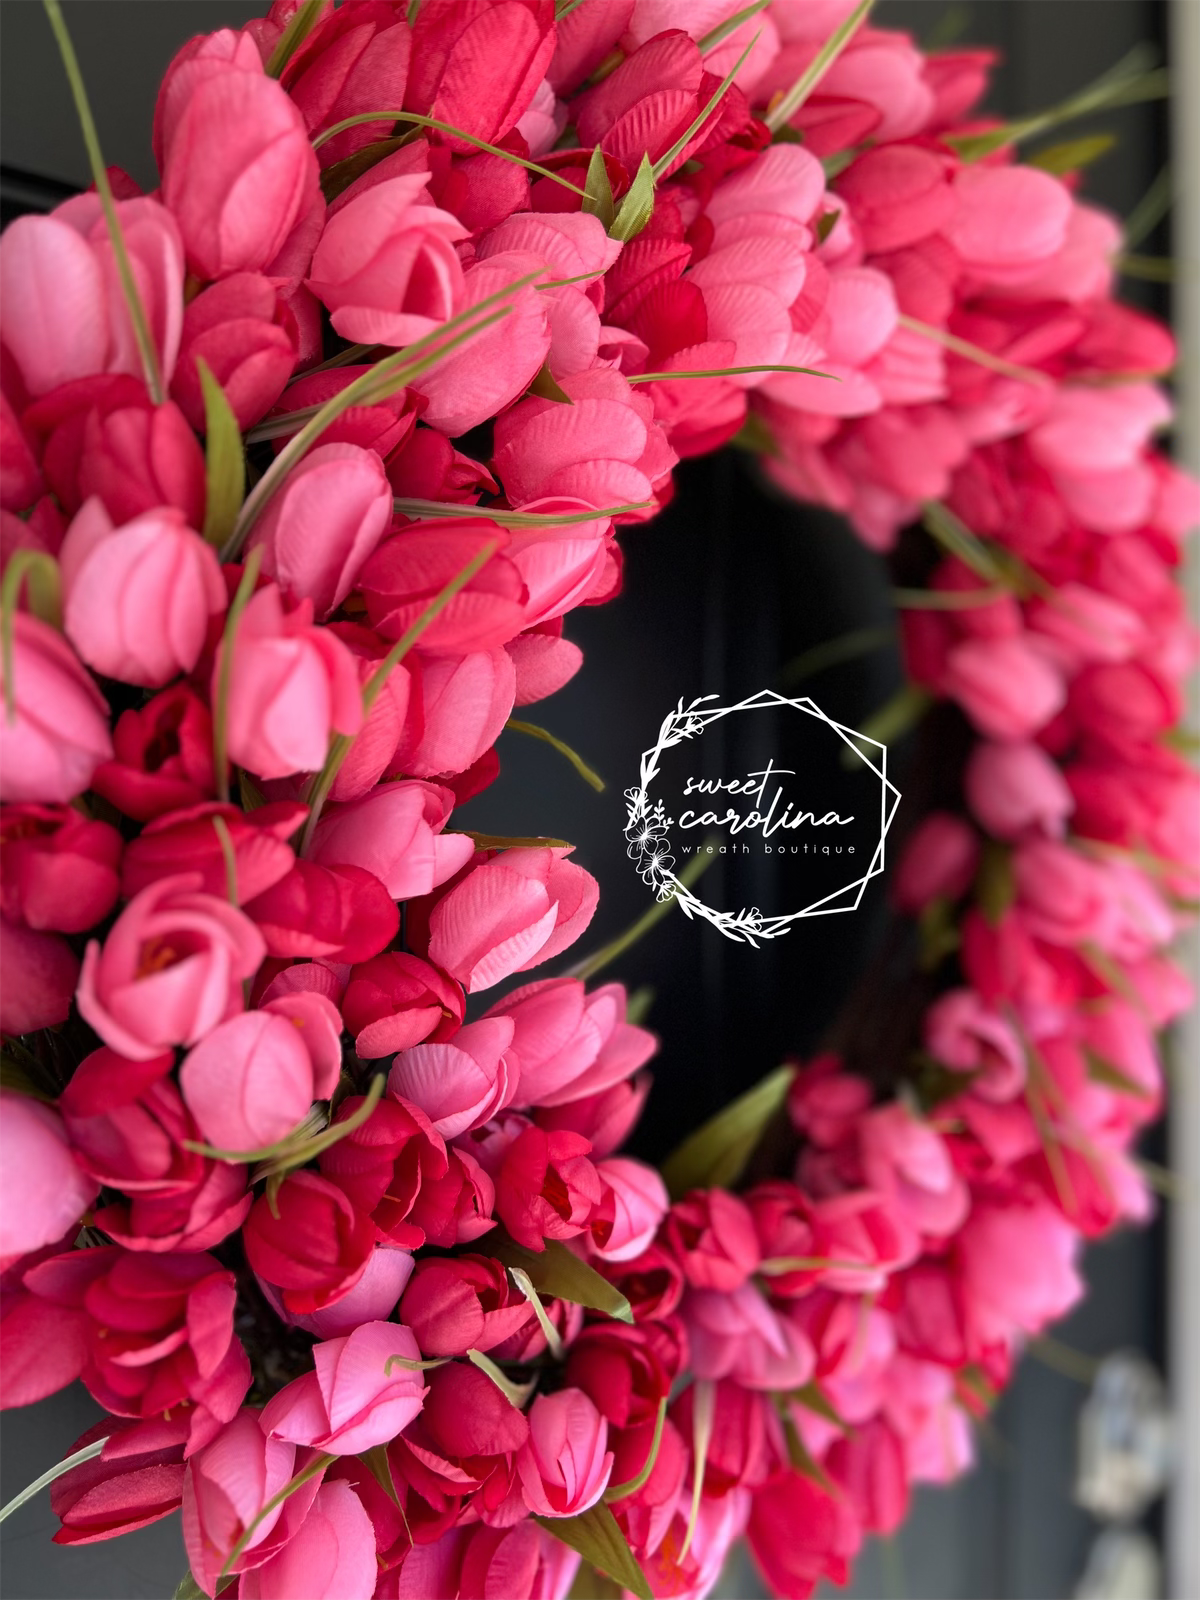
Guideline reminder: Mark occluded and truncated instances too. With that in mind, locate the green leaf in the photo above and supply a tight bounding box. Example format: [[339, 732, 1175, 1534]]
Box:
[[174, 1575, 234, 1600], [698, 0, 771, 53], [815, 208, 841, 244], [508, 1266, 566, 1359], [624, 985, 655, 1027], [765, 0, 875, 133], [976, 840, 1015, 926], [42, 1, 164, 401], [266, 0, 325, 76], [628, 363, 834, 383], [457, 831, 572, 850], [0, 1438, 105, 1524], [488, 1237, 634, 1325], [917, 896, 960, 972], [2, 549, 63, 723], [661, 1064, 795, 1198], [790, 1381, 851, 1434], [605, 1397, 667, 1501], [321, 133, 410, 202], [581, 144, 615, 231], [534, 1504, 652, 1600], [781, 1412, 840, 1496], [609, 153, 656, 243], [467, 1348, 537, 1408], [892, 582, 1008, 611], [528, 362, 575, 404], [251, 1073, 387, 1180], [1084, 1047, 1153, 1099], [922, 502, 1004, 583], [838, 684, 931, 770], [506, 719, 605, 792], [652, 30, 762, 181], [197, 360, 246, 549], [360, 1446, 402, 1506], [393, 498, 652, 527], [1029, 133, 1117, 175], [219, 1454, 334, 1581]]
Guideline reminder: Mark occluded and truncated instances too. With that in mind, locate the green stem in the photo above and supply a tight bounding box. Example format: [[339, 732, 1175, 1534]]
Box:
[[212, 548, 263, 804], [765, 0, 875, 133], [628, 363, 834, 383], [42, 1, 164, 402], [218, 1455, 335, 1582], [897, 314, 1052, 387], [1, 550, 62, 723], [393, 499, 651, 526], [0, 1440, 105, 1524], [566, 841, 719, 981], [505, 719, 605, 792]]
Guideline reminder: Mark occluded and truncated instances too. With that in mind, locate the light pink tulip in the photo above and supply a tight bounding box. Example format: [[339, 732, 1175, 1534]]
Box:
[[508, 625, 584, 706], [427, 847, 599, 991], [0, 613, 112, 804], [161, 50, 319, 281], [591, 1157, 669, 1262], [182, 1411, 312, 1596], [179, 999, 340, 1154], [941, 634, 1066, 740], [924, 989, 1026, 1102], [309, 780, 475, 900], [0, 916, 80, 1035], [59, 499, 225, 687], [76, 874, 266, 1061], [685, 1281, 816, 1391], [263, 1245, 415, 1340], [517, 1389, 613, 1518], [0, 195, 183, 396], [308, 172, 466, 345], [859, 1104, 969, 1240], [246, 442, 392, 619], [0, 1093, 98, 1265], [390, 649, 515, 780], [487, 977, 656, 1108], [388, 1016, 519, 1138], [215, 584, 363, 781], [946, 165, 1072, 283], [964, 741, 1074, 841], [238, 1481, 378, 1600], [260, 1320, 427, 1455]]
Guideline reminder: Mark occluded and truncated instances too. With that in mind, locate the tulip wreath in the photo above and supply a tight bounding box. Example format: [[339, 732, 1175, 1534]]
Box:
[[0, 1, 1194, 1597]]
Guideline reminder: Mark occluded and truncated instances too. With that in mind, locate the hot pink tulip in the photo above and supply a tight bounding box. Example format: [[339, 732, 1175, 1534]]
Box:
[[120, 800, 303, 906], [748, 1465, 863, 1598], [1, 392, 43, 512], [891, 812, 979, 914], [508, 622, 584, 706], [76, 874, 266, 1061], [0, 1093, 97, 1265], [239, 1481, 378, 1600], [0, 803, 121, 933], [243, 1170, 377, 1315], [264, 1244, 415, 1341], [342, 952, 463, 1059], [308, 172, 466, 346], [964, 740, 1074, 841], [244, 859, 398, 965], [0, 915, 78, 1035], [49, 1416, 188, 1546], [309, 780, 475, 900], [486, 977, 657, 1108], [261, 1320, 428, 1455], [923, 989, 1025, 1102], [171, 272, 297, 432], [858, 1104, 969, 1240], [667, 1190, 760, 1293], [179, 998, 341, 1154], [247, 442, 392, 618], [388, 1016, 519, 1139], [426, 846, 599, 991], [946, 165, 1072, 283], [0, 613, 113, 804], [955, 1196, 1083, 1345], [478, 1118, 602, 1250], [160, 51, 319, 281], [517, 1389, 613, 1518], [214, 583, 363, 781], [405, 0, 557, 149], [942, 633, 1066, 740], [0, 196, 183, 396], [59, 499, 225, 687], [182, 1411, 316, 1595], [399, 1253, 533, 1357], [281, 0, 412, 165], [359, 522, 527, 655], [91, 685, 215, 822]]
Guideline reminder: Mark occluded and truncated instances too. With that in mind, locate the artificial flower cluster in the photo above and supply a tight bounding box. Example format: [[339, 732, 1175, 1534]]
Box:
[[0, 1, 1195, 1598]]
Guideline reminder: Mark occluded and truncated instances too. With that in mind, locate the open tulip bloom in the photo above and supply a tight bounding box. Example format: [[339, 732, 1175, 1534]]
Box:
[[0, 2, 1195, 1598]]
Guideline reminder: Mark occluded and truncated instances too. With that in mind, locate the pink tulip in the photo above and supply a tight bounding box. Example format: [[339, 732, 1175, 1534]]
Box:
[[941, 634, 1066, 741], [389, 648, 515, 780], [408, 253, 550, 438], [924, 989, 1026, 1102], [120, 800, 303, 906], [0, 803, 121, 934], [171, 273, 297, 432], [308, 173, 466, 346], [399, 1253, 534, 1357], [955, 1196, 1083, 1345], [0, 613, 113, 804], [535, 1074, 651, 1161], [238, 1481, 378, 1600], [517, 1389, 613, 1517], [160, 50, 319, 281], [182, 1411, 315, 1595], [685, 1280, 815, 1391], [260, 1320, 428, 1455], [1, 392, 43, 512], [359, 522, 527, 656], [0, 917, 78, 1036], [264, 1245, 415, 1341], [0, 1093, 98, 1265], [836, 144, 954, 255], [891, 812, 979, 914], [59, 498, 225, 688], [281, 0, 412, 166], [945, 165, 1072, 283], [427, 846, 599, 991], [388, 1016, 519, 1138], [0, 196, 183, 396], [748, 1465, 863, 1598], [91, 685, 215, 822], [1012, 837, 1117, 949], [214, 584, 363, 781], [247, 442, 393, 618], [405, 0, 557, 149], [591, 1157, 669, 1262], [667, 1190, 760, 1293], [76, 874, 266, 1061], [341, 952, 463, 1059], [493, 367, 677, 513], [324, 623, 414, 803], [508, 623, 583, 706], [309, 780, 475, 900], [858, 1104, 969, 1240], [964, 739, 1074, 843], [486, 977, 657, 1108], [179, 1002, 337, 1153]]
